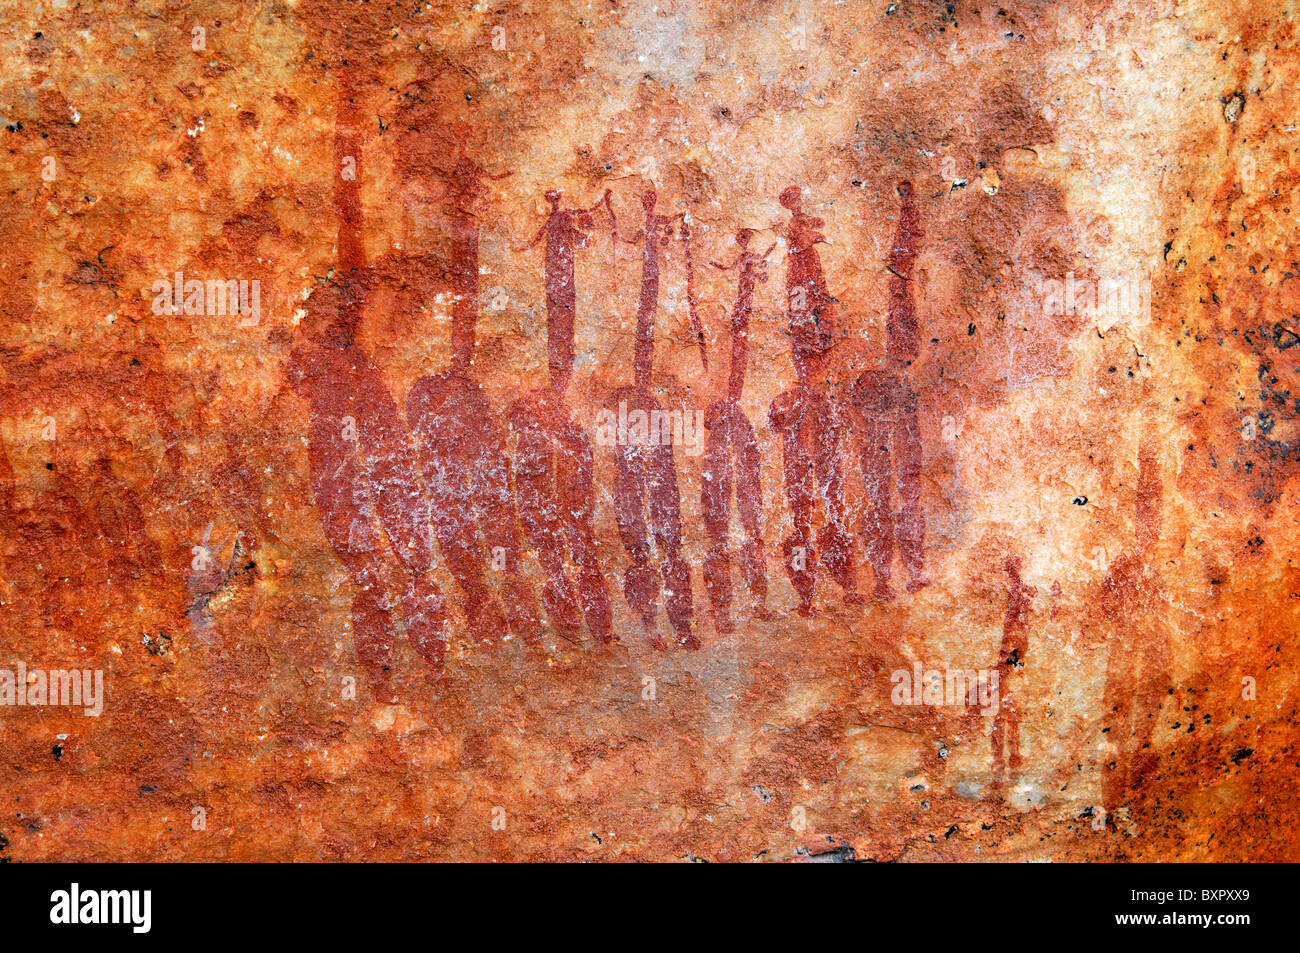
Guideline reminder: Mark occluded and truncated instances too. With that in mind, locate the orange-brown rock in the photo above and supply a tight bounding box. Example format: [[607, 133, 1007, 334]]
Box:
[[0, 0, 1295, 861]]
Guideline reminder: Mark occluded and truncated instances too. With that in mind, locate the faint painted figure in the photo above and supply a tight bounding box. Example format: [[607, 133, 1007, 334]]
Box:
[[0, 432, 109, 634], [768, 185, 862, 616], [406, 130, 540, 648], [287, 82, 446, 690], [702, 228, 773, 632], [991, 553, 1035, 793], [1099, 437, 1170, 823], [853, 180, 928, 601], [609, 189, 697, 649], [510, 187, 615, 645]]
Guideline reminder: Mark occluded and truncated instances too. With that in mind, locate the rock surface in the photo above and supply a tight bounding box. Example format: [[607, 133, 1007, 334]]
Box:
[[0, 0, 1296, 861]]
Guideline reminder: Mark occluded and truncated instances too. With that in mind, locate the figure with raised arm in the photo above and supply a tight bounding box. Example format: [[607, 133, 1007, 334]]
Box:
[[509, 187, 615, 645]]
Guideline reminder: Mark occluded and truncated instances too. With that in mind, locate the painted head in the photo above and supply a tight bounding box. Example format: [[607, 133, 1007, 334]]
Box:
[[448, 120, 473, 150], [779, 186, 803, 212], [392, 79, 440, 178]]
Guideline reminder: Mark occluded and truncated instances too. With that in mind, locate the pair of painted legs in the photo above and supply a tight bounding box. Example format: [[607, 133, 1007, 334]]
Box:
[[611, 388, 696, 650], [320, 505, 447, 696], [701, 401, 768, 632], [409, 373, 539, 647], [509, 390, 614, 645], [770, 385, 861, 617], [856, 371, 927, 599], [1100, 629, 1170, 818]]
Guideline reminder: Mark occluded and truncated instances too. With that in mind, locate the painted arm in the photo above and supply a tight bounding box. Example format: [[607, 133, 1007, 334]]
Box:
[[602, 191, 641, 244], [681, 216, 708, 372], [513, 215, 551, 253]]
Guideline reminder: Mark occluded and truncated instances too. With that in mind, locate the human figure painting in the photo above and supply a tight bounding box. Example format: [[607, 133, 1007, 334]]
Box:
[[3, 0, 1294, 868]]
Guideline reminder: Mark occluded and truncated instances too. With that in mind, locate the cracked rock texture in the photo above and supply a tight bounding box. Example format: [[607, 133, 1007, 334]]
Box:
[[0, 0, 1297, 861]]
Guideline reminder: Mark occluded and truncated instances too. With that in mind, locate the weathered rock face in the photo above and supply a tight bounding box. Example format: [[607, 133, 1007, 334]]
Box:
[[0, 0, 1295, 862]]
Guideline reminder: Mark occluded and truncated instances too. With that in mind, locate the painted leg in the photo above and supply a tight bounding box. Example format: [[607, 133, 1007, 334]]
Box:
[[895, 397, 928, 593], [647, 438, 695, 648], [558, 422, 615, 644], [701, 409, 735, 633], [403, 570, 448, 672], [734, 411, 769, 619], [860, 414, 896, 602], [615, 441, 661, 641], [510, 415, 583, 642], [352, 584, 398, 695]]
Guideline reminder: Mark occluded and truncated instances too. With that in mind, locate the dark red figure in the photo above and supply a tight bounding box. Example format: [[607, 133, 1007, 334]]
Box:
[[406, 142, 539, 648], [702, 229, 772, 632], [509, 188, 614, 645], [287, 85, 447, 690], [991, 554, 1035, 793], [768, 186, 862, 617], [610, 189, 697, 650], [520, 190, 608, 388], [854, 180, 928, 600]]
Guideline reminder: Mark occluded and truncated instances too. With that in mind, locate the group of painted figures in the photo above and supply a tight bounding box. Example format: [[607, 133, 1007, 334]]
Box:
[[287, 121, 930, 686], [276, 95, 1168, 814]]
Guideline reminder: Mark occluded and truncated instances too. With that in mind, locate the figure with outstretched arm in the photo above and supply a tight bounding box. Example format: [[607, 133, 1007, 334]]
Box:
[[518, 188, 610, 390], [509, 186, 615, 645], [768, 186, 862, 617], [701, 228, 773, 632], [287, 75, 447, 693], [406, 125, 540, 648], [607, 189, 698, 650]]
